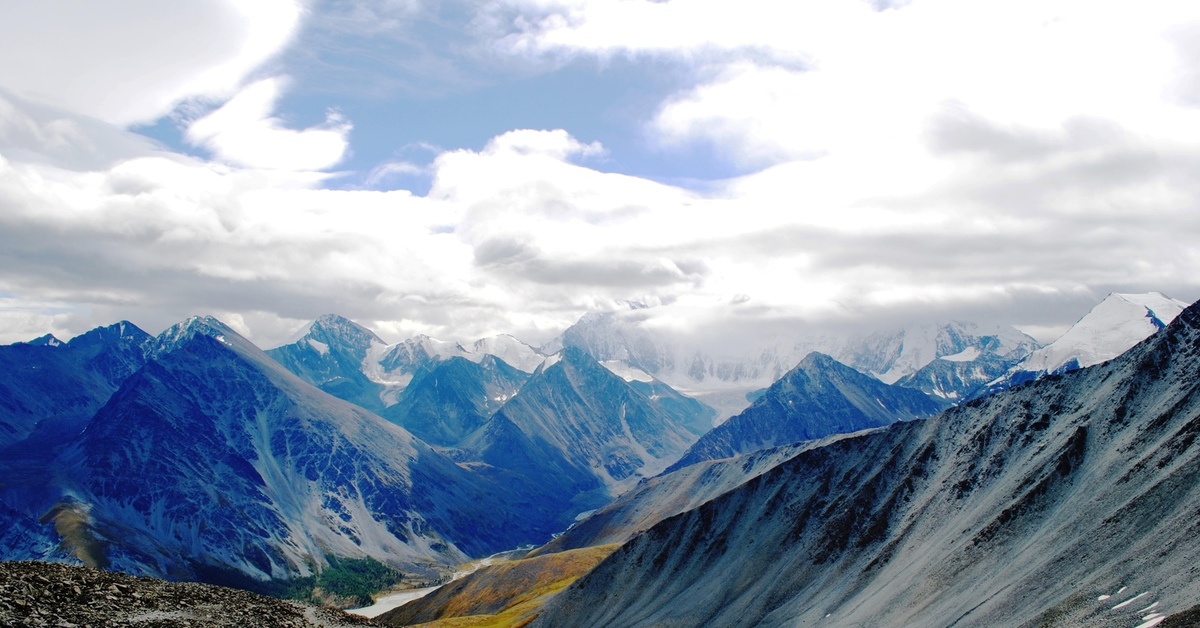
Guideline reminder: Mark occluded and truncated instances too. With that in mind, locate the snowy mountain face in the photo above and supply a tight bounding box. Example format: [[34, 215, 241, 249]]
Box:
[[840, 321, 1038, 385], [1, 318, 570, 585], [534, 300, 1200, 627], [666, 352, 949, 472], [999, 292, 1188, 389]]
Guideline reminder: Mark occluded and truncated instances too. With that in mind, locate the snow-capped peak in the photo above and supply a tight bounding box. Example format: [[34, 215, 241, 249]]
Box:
[[150, 315, 240, 357], [470, 334, 545, 373], [1012, 291, 1188, 376], [24, 334, 64, 348]]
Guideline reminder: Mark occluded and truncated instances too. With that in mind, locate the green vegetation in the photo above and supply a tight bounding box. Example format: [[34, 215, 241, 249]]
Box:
[[311, 555, 407, 607], [193, 555, 406, 608]]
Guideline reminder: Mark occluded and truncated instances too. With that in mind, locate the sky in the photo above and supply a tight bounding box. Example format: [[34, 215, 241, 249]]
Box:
[[1, 0, 1199, 350]]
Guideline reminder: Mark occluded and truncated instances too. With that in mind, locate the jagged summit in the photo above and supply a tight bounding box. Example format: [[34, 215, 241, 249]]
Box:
[[23, 334, 64, 347], [307, 313, 385, 347], [66, 321, 151, 350], [149, 315, 240, 356]]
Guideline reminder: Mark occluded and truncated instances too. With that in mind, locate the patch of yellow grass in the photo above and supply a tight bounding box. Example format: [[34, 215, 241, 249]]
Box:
[[388, 544, 618, 628]]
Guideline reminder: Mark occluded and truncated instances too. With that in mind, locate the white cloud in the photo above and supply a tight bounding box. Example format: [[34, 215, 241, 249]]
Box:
[[0, 0, 303, 127], [186, 77, 351, 171], [3, 0, 1200, 351]]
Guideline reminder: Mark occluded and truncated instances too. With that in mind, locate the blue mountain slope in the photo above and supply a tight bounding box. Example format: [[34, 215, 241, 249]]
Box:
[[265, 314, 388, 412], [382, 355, 528, 448], [6, 317, 565, 584], [0, 321, 150, 450], [667, 352, 947, 472]]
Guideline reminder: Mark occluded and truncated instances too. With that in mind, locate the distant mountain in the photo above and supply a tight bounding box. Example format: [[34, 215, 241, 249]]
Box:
[[382, 355, 528, 448], [893, 343, 1021, 402], [534, 300, 1200, 627], [268, 316, 546, 412], [266, 314, 389, 412], [996, 292, 1188, 389], [548, 309, 1038, 421], [4, 316, 566, 585], [467, 335, 545, 373], [0, 321, 150, 449], [465, 346, 706, 500], [666, 352, 947, 472], [841, 321, 1038, 385]]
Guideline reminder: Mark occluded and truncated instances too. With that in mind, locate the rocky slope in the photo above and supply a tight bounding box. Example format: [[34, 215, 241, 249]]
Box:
[[0, 321, 150, 449], [0, 560, 374, 627], [534, 301, 1200, 627], [531, 441, 815, 557]]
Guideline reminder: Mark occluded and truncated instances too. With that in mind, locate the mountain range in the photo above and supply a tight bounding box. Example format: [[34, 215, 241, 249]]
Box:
[[5, 316, 591, 584], [665, 351, 948, 472], [2, 289, 1193, 620], [531, 299, 1200, 627]]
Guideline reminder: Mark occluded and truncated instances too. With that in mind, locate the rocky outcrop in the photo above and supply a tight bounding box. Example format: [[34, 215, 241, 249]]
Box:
[[0, 560, 374, 627]]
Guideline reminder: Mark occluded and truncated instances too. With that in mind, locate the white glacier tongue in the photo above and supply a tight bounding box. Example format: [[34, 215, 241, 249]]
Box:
[[1017, 292, 1188, 375]]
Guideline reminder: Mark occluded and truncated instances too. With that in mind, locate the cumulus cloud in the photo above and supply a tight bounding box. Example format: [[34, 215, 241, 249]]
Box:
[[0, 0, 303, 126], [186, 77, 352, 171], [3, 0, 1200, 353]]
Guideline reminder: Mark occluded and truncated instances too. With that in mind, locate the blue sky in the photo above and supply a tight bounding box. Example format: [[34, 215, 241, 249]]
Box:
[[1, 0, 1199, 349], [135, 5, 734, 193]]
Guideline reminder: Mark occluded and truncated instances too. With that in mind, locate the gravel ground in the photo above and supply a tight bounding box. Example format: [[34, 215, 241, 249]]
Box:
[[0, 561, 378, 627]]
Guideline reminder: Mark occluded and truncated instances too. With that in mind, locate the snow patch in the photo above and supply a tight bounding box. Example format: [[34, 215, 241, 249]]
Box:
[[600, 360, 654, 383], [307, 338, 329, 356], [540, 352, 563, 371], [939, 346, 981, 362]]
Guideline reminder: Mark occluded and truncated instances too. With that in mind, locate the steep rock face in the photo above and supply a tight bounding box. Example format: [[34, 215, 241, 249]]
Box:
[[266, 314, 389, 412], [483, 346, 702, 495], [382, 355, 528, 448], [0, 321, 150, 449], [36, 318, 559, 582], [667, 352, 947, 472], [536, 301, 1200, 627]]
